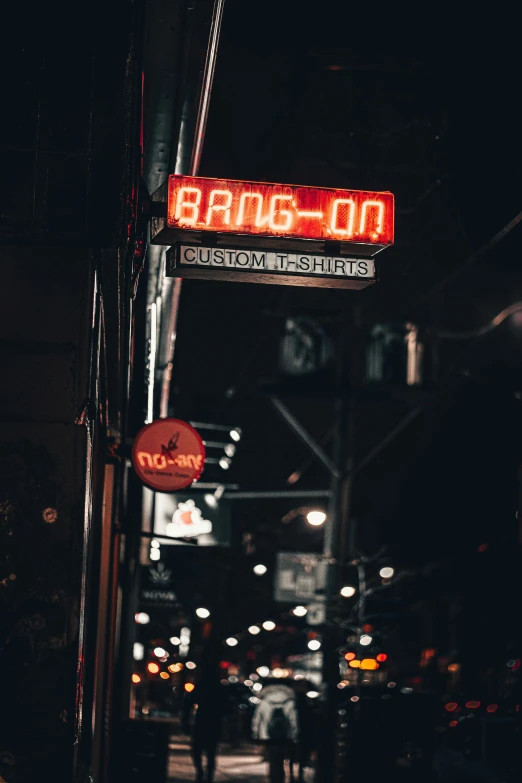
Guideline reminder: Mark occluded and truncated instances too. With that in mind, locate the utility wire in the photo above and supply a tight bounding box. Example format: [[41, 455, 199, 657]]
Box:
[[431, 301, 522, 339], [417, 208, 522, 305]]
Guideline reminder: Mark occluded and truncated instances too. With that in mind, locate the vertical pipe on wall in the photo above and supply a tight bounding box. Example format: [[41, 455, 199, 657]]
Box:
[[158, 0, 226, 420]]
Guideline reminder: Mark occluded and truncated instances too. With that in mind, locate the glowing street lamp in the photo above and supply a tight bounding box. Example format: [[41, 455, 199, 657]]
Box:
[[307, 510, 326, 526], [340, 585, 356, 598]]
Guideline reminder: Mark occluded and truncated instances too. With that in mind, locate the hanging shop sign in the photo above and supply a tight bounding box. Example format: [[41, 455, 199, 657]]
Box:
[[274, 552, 328, 603], [140, 563, 178, 605], [153, 492, 231, 546], [167, 244, 375, 289], [149, 175, 394, 290], [132, 418, 205, 492]]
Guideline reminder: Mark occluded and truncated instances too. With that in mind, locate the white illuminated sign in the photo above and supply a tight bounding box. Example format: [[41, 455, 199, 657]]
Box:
[[165, 499, 213, 539], [174, 244, 375, 281]]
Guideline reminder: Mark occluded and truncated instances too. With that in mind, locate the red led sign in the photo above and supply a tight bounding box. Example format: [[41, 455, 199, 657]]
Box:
[[167, 175, 394, 247], [132, 418, 205, 493]]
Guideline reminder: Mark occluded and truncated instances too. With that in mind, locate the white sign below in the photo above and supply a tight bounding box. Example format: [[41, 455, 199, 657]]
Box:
[[167, 244, 376, 290]]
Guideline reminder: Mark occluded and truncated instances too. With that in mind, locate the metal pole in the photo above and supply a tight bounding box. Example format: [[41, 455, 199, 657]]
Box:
[[270, 396, 339, 478], [354, 560, 366, 710], [318, 315, 352, 783], [222, 489, 331, 500], [159, 0, 226, 418], [189, 0, 226, 177]]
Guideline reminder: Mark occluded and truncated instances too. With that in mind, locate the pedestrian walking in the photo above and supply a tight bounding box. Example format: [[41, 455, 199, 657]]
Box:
[[294, 681, 316, 781], [251, 683, 299, 783], [184, 670, 228, 783]]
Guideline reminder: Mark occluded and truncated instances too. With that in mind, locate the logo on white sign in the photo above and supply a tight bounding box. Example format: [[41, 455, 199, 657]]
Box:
[[166, 499, 213, 538]]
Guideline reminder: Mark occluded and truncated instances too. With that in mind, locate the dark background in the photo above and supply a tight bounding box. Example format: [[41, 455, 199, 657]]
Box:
[[1, 1, 521, 779], [166, 2, 522, 680]]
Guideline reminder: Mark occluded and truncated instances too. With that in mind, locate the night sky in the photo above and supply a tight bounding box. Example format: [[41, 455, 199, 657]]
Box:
[[163, 2, 522, 678]]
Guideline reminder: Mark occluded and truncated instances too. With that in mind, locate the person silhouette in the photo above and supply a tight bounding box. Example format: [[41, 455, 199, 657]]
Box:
[[184, 669, 228, 783]]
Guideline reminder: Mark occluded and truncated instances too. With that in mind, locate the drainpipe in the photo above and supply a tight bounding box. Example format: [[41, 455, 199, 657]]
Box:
[[158, 0, 226, 417]]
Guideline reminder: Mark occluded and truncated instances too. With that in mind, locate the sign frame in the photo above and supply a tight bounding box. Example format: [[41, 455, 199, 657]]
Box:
[[150, 176, 394, 260]]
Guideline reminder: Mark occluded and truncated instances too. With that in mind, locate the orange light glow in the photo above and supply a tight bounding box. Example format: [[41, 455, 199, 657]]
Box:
[[348, 659, 361, 668], [206, 189, 233, 226], [331, 198, 355, 237], [376, 653, 387, 662], [167, 176, 394, 246], [147, 662, 160, 674], [175, 187, 201, 226], [359, 200, 384, 237], [360, 659, 379, 671], [132, 674, 141, 683], [345, 652, 356, 661], [465, 701, 480, 709], [185, 682, 195, 692], [236, 192, 263, 226], [160, 672, 169, 680], [448, 663, 460, 672]]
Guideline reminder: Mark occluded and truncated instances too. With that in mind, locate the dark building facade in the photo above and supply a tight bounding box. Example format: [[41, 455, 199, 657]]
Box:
[[0, 2, 145, 780]]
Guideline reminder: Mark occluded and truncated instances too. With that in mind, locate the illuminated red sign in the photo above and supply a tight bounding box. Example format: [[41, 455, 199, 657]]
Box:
[[132, 418, 205, 493], [167, 175, 394, 247]]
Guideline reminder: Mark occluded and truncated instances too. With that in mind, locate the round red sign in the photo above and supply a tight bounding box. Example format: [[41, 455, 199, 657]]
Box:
[[131, 418, 205, 492]]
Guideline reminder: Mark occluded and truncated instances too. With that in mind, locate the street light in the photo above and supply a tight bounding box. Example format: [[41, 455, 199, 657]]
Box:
[[262, 620, 276, 631], [225, 637, 238, 647], [308, 639, 321, 651], [307, 510, 326, 526], [360, 634, 372, 646], [230, 428, 242, 442], [379, 566, 394, 579], [248, 625, 261, 635], [196, 607, 210, 619], [340, 585, 356, 598], [253, 564, 268, 576], [293, 605, 307, 617], [204, 493, 218, 508]]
